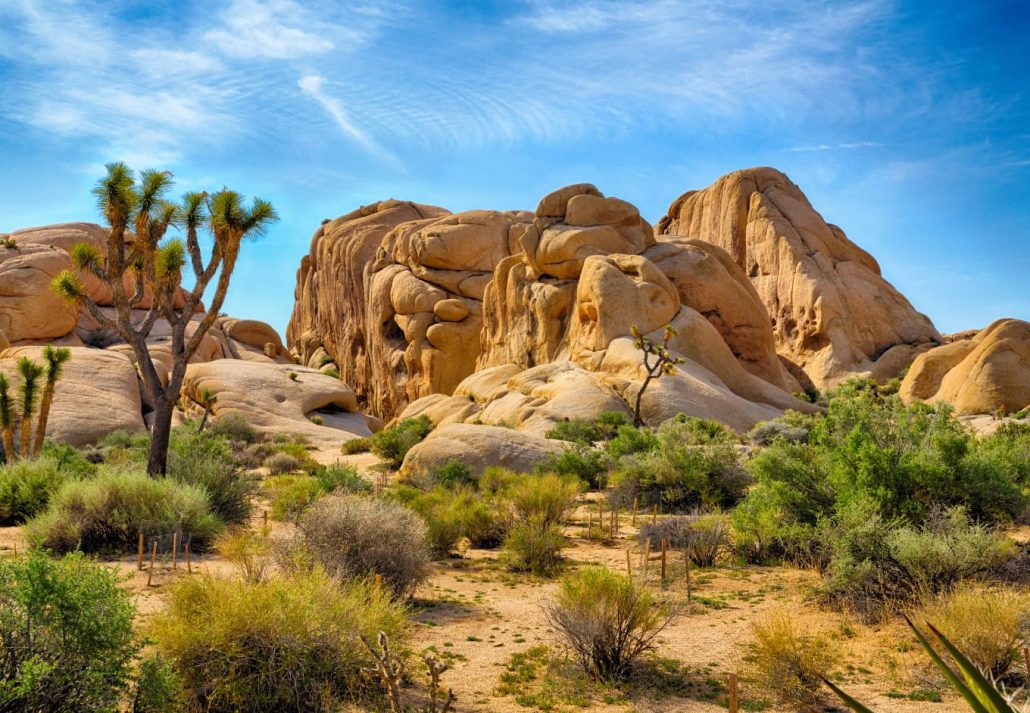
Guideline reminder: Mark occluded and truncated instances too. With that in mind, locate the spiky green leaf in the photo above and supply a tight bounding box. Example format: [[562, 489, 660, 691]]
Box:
[[69, 242, 103, 271], [51, 270, 84, 302], [156, 239, 186, 280]]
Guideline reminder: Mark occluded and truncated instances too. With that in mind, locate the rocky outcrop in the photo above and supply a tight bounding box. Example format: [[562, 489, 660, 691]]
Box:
[[657, 167, 941, 388], [0, 222, 372, 449], [900, 319, 1030, 415]]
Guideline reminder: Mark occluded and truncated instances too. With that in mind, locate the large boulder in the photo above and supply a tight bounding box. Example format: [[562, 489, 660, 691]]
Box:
[[181, 360, 372, 450], [0, 244, 79, 342], [400, 422, 567, 477], [657, 167, 941, 387], [0, 346, 145, 447], [900, 319, 1030, 415]]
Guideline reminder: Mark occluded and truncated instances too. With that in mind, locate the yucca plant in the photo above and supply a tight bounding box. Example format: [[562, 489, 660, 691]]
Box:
[[196, 387, 218, 434], [0, 374, 16, 461], [825, 616, 1024, 712], [32, 346, 71, 456], [51, 163, 277, 475], [17, 357, 44, 459]]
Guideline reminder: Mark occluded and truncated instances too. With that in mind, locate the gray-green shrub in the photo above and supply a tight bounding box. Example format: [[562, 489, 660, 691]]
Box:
[[500, 515, 565, 575], [0, 456, 69, 524]]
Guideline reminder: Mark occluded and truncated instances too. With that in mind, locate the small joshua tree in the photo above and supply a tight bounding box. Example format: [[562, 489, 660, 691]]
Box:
[[630, 324, 685, 426], [0, 374, 15, 461], [52, 163, 277, 475], [196, 387, 218, 434], [32, 346, 71, 456], [17, 357, 43, 458]]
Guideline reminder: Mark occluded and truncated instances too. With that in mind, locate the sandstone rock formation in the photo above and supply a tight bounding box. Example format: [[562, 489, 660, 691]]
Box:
[[900, 319, 1030, 415], [0, 222, 369, 449], [401, 423, 567, 477], [657, 167, 941, 388], [293, 182, 823, 438]]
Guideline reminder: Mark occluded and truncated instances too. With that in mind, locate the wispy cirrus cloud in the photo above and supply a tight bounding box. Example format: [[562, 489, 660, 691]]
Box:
[[788, 141, 881, 152]]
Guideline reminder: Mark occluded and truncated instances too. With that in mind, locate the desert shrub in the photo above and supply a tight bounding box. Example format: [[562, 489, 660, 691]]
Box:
[[609, 418, 749, 511], [168, 427, 254, 526], [546, 412, 629, 445], [286, 494, 430, 599], [742, 609, 840, 709], [639, 512, 731, 567], [500, 515, 565, 575], [0, 550, 140, 712], [545, 566, 672, 680], [216, 528, 273, 583], [535, 446, 609, 489], [264, 452, 300, 474], [270, 438, 320, 470], [207, 413, 258, 443], [478, 466, 520, 494], [238, 442, 275, 469], [731, 485, 822, 566], [747, 418, 809, 446], [130, 654, 182, 713], [96, 429, 151, 466], [26, 468, 222, 553], [0, 456, 69, 524], [605, 423, 658, 459], [824, 504, 1014, 610], [394, 485, 504, 555], [150, 571, 408, 712], [971, 422, 1030, 488], [369, 415, 433, 469], [912, 584, 1030, 678], [311, 463, 372, 493], [506, 472, 581, 527], [265, 475, 324, 522], [341, 436, 371, 454], [431, 459, 475, 488], [39, 439, 98, 478]]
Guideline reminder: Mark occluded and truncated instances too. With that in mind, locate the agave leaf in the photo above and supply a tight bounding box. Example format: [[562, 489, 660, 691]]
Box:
[[924, 621, 1013, 713], [905, 616, 992, 713], [822, 677, 878, 713]]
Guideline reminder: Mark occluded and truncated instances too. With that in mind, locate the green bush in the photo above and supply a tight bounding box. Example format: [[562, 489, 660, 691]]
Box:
[[605, 423, 658, 459], [27, 468, 222, 553], [130, 654, 182, 713], [287, 494, 431, 599], [824, 504, 1014, 611], [369, 415, 433, 469], [263, 452, 300, 475], [500, 515, 565, 575], [0, 550, 140, 712], [731, 485, 821, 566], [206, 413, 258, 444], [431, 459, 475, 488], [545, 411, 629, 445], [746, 418, 810, 446], [505, 472, 581, 527], [39, 440, 98, 478], [394, 486, 504, 555], [311, 463, 372, 494], [150, 571, 408, 712], [535, 446, 609, 489], [0, 457, 69, 525], [265, 475, 324, 522], [544, 566, 672, 680], [341, 437, 371, 454], [168, 427, 254, 526], [609, 418, 749, 512]]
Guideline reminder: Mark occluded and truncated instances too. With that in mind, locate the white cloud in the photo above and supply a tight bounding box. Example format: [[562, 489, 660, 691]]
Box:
[[203, 0, 338, 60], [298, 75, 400, 165], [788, 142, 881, 152]]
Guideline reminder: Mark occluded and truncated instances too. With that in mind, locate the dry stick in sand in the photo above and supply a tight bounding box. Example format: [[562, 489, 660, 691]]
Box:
[[625, 549, 632, 577], [631, 496, 638, 526], [684, 550, 692, 602], [609, 508, 616, 538], [146, 541, 157, 587], [185, 542, 192, 574], [651, 503, 658, 524], [137, 532, 144, 571], [642, 541, 651, 582], [171, 532, 178, 570], [660, 539, 668, 580], [1024, 647, 1030, 677], [263, 510, 268, 530], [728, 673, 739, 713]]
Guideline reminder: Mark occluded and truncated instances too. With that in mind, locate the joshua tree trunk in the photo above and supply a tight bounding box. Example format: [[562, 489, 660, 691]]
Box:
[[1, 427, 14, 463], [32, 346, 71, 456], [19, 417, 33, 458], [32, 389, 53, 456], [148, 395, 176, 477], [198, 403, 212, 434]]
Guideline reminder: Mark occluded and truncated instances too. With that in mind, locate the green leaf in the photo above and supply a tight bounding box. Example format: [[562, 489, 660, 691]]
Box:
[[905, 617, 992, 713], [822, 676, 878, 713], [924, 621, 1013, 713], [50, 271, 83, 302]]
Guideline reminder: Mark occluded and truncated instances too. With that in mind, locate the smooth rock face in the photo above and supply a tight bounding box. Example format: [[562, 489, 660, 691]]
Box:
[[657, 167, 941, 388], [0, 346, 145, 446], [0, 244, 79, 342], [181, 360, 371, 449], [400, 422, 567, 477], [900, 319, 1030, 415]]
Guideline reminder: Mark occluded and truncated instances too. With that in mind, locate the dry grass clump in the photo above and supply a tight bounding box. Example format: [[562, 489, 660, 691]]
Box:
[[215, 528, 273, 583], [500, 515, 565, 576], [265, 475, 324, 522], [911, 583, 1030, 678], [639, 511, 731, 567], [545, 566, 673, 680], [283, 493, 431, 599], [263, 452, 300, 475], [150, 570, 408, 711], [742, 609, 841, 709]]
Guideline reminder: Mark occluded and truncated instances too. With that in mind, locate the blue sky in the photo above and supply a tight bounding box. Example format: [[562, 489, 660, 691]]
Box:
[[1, 0, 1027, 336]]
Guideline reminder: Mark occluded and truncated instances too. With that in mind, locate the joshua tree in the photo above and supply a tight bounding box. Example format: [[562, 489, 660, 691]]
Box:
[[52, 163, 277, 475], [17, 357, 43, 458], [32, 346, 71, 456], [196, 388, 218, 434], [0, 375, 15, 461], [630, 324, 685, 427]]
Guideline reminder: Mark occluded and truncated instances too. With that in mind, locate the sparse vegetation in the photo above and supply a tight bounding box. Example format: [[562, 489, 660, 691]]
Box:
[[265, 474, 324, 522], [500, 515, 565, 575], [263, 451, 300, 474], [0, 456, 69, 524], [370, 415, 433, 469]]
